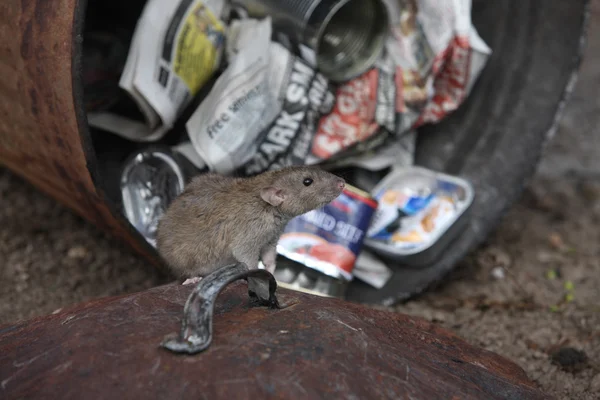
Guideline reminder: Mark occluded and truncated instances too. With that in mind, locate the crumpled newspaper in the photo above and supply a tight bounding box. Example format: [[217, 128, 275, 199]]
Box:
[[185, 0, 491, 175]]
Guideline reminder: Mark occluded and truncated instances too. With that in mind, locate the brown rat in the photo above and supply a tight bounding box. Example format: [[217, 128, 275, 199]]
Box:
[[156, 166, 345, 283]]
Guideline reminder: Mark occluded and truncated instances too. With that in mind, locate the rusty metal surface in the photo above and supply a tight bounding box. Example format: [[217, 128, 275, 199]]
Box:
[[0, 284, 550, 400], [0, 0, 161, 266]]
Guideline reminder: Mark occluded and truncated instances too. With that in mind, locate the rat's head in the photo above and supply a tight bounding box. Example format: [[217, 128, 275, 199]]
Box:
[[259, 166, 345, 217]]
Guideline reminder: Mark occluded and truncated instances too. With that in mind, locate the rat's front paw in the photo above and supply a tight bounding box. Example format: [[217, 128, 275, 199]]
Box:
[[260, 247, 277, 274], [182, 277, 203, 286], [263, 261, 276, 274]]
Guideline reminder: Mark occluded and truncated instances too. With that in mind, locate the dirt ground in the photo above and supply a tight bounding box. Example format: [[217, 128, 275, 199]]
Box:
[[2, 5, 600, 400]]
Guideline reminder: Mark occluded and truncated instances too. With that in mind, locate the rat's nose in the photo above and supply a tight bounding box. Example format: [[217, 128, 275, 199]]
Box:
[[337, 179, 345, 190]]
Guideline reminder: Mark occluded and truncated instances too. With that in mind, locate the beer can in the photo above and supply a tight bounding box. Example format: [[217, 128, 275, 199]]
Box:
[[230, 0, 389, 82]]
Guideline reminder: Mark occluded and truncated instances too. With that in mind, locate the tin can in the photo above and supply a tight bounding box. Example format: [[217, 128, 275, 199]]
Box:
[[273, 260, 350, 298], [120, 146, 204, 247], [274, 184, 378, 297], [365, 166, 475, 266], [230, 0, 389, 82]]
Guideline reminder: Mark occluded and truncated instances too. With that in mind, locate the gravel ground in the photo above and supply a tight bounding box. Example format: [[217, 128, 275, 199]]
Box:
[[1, 3, 600, 399]]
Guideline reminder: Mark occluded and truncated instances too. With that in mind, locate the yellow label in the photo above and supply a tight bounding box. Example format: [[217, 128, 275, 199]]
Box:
[[174, 2, 224, 94]]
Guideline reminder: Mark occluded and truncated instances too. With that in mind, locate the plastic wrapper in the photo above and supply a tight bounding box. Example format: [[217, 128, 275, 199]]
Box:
[[309, 53, 397, 164], [308, 0, 491, 163], [385, 0, 492, 131], [88, 0, 227, 142], [365, 166, 474, 266], [277, 185, 378, 282]]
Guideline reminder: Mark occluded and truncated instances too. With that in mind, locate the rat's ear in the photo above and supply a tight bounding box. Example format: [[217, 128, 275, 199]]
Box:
[[260, 187, 285, 207]]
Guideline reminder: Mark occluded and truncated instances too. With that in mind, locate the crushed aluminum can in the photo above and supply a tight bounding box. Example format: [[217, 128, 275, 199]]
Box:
[[120, 146, 204, 247], [274, 184, 377, 297], [230, 0, 389, 83], [365, 166, 474, 266]]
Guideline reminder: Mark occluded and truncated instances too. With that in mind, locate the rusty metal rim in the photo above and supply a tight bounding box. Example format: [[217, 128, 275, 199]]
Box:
[[70, 0, 164, 269]]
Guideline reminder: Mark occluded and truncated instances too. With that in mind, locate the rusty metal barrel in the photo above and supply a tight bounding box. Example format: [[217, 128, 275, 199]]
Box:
[[0, 0, 163, 268]]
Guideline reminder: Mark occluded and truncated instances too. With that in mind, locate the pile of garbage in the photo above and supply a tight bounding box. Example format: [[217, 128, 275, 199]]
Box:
[[84, 0, 491, 298]]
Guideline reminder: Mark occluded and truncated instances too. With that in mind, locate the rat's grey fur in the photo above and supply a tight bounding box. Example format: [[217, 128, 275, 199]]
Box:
[[156, 166, 345, 279]]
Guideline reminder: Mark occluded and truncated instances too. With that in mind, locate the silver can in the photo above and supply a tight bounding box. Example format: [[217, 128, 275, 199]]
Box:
[[120, 147, 189, 247], [231, 0, 389, 82]]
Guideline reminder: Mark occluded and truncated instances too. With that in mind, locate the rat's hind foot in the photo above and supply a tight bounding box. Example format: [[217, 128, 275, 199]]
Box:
[[182, 277, 203, 286]]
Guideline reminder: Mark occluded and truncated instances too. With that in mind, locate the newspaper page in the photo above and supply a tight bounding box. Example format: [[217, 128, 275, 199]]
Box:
[[187, 17, 338, 175], [240, 53, 336, 175], [185, 17, 292, 174], [88, 0, 227, 142]]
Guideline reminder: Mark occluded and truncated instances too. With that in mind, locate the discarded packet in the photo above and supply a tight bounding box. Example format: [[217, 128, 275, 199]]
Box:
[[365, 166, 474, 266], [309, 54, 396, 164], [277, 184, 378, 282], [385, 0, 492, 132]]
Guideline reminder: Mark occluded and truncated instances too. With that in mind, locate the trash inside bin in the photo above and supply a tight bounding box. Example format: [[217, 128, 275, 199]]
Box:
[[0, 0, 589, 305]]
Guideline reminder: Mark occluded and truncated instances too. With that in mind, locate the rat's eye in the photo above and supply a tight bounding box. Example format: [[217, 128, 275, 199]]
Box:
[[303, 177, 313, 186]]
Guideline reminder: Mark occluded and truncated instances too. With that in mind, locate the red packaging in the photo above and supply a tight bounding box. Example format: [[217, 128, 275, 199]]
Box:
[[311, 70, 380, 160]]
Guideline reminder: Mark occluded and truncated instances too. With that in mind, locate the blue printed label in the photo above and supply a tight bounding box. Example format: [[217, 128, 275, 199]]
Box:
[[277, 187, 377, 280]]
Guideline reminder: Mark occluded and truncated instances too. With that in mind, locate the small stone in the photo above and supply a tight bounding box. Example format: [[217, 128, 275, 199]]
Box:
[[550, 347, 588, 372], [548, 233, 565, 250], [67, 246, 88, 259], [431, 311, 446, 323], [491, 267, 505, 280]]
